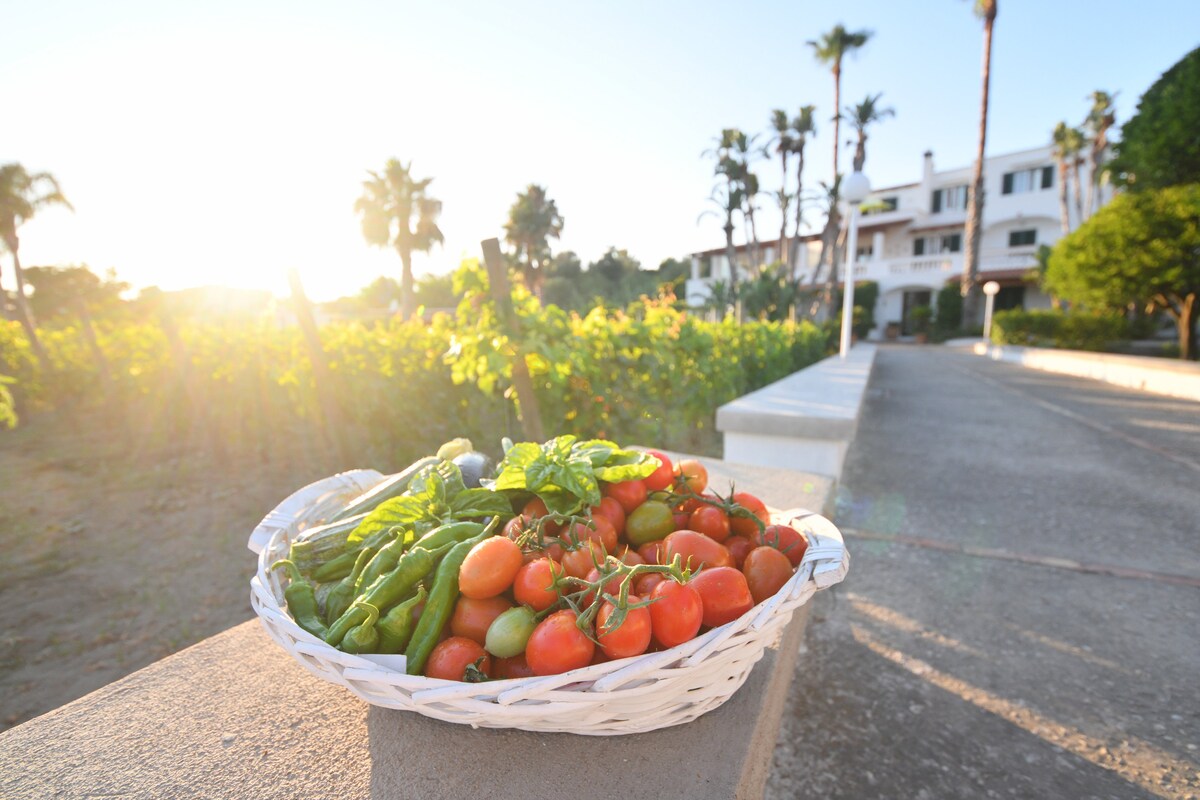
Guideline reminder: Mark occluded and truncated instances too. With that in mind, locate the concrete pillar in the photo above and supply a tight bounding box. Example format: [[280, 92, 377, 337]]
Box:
[[872, 231, 885, 262], [690, 256, 700, 281]]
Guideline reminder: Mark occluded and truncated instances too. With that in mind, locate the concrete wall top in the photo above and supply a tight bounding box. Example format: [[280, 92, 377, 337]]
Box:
[[716, 345, 877, 440]]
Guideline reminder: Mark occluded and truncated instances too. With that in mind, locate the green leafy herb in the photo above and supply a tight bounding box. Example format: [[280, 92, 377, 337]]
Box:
[[491, 435, 658, 516]]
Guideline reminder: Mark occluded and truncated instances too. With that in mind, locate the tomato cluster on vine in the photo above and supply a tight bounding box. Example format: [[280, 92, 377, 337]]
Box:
[[424, 451, 809, 682]]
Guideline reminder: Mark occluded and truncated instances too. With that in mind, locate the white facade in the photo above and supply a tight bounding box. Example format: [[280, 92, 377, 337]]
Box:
[[688, 144, 1112, 336]]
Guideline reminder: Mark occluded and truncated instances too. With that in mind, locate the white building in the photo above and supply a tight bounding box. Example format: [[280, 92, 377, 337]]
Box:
[[687, 144, 1110, 336]]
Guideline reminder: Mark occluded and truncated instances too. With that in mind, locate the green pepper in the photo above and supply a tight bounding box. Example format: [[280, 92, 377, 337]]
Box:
[[354, 534, 408, 595], [324, 540, 456, 646], [271, 559, 329, 639], [311, 528, 392, 583], [410, 521, 491, 554], [405, 525, 495, 676], [324, 546, 377, 625], [376, 586, 427, 655], [340, 602, 381, 654]]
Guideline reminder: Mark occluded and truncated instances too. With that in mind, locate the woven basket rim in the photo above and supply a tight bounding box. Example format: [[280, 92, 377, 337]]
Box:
[[248, 470, 849, 733]]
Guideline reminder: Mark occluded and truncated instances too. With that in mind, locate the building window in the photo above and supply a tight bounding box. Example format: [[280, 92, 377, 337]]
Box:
[[931, 184, 968, 212], [856, 244, 874, 260], [1002, 166, 1054, 194], [1008, 229, 1037, 247], [912, 233, 962, 256]]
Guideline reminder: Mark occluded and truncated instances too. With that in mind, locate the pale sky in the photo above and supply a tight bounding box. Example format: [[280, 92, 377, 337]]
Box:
[[4, 0, 1197, 301]]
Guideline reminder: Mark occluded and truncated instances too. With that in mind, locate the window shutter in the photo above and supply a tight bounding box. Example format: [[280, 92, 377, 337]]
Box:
[[1002, 173, 1014, 194], [913, 238, 925, 256], [948, 234, 962, 252], [1041, 166, 1054, 189], [931, 190, 942, 213]]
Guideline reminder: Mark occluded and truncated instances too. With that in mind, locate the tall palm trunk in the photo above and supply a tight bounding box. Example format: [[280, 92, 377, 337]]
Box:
[[745, 206, 760, 267], [792, 143, 807, 281], [961, 4, 996, 331], [852, 132, 867, 172], [4, 241, 49, 370], [832, 64, 842, 178], [1072, 157, 1085, 227], [1056, 157, 1071, 234], [723, 218, 738, 291], [1087, 133, 1106, 218], [778, 152, 790, 271], [398, 246, 415, 321]]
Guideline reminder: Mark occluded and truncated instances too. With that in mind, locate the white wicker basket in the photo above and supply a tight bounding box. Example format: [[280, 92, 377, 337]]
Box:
[[248, 471, 849, 736]]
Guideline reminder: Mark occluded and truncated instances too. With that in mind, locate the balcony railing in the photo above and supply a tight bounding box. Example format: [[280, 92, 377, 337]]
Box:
[[848, 246, 1038, 280]]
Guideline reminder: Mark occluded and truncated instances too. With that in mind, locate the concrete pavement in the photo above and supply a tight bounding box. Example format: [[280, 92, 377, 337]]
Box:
[[768, 345, 1200, 800]]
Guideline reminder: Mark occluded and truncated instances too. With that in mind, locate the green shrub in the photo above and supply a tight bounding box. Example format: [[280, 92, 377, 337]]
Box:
[[991, 309, 1129, 351], [935, 285, 962, 332]]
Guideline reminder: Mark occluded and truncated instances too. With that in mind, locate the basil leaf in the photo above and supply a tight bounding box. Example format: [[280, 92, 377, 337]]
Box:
[[594, 450, 658, 483], [449, 488, 514, 520], [572, 439, 619, 467], [539, 487, 584, 517], [347, 495, 433, 544], [492, 442, 541, 491]]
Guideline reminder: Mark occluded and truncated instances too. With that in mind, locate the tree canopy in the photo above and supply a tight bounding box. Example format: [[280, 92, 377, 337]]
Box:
[[1045, 184, 1200, 359], [1108, 47, 1200, 190]]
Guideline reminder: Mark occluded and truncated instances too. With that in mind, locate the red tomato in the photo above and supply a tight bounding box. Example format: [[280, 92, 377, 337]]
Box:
[[522, 497, 562, 535], [493, 653, 536, 680], [424, 636, 492, 681], [637, 540, 665, 565], [757, 524, 809, 567], [674, 459, 708, 494], [724, 535, 755, 569], [663, 530, 735, 571], [561, 541, 605, 579], [689, 505, 731, 543], [583, 567, 625, 605], [649, 580, 704, 648], [563, 517, 617, 554], [513, 558, 563, 611], [689, 567, 754, 628], [634, 572, 666, 598], [742, 546, 794, 604], [590, 496, 626, 538], [616, 546, 644, 567], [526, 610, 595, 676], [729, 492, 770, 538], [450, 595, 513, 645], [672, 510, 691, 530], [458, 536, 524, 599], [604, 480, 648, 515], [596, 595, 652, 659], [643, 450, 675, 492], [508, 512, 563, 561]]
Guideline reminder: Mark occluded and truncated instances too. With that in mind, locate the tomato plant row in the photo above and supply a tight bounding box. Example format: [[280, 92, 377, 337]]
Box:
[[0, 261, 826, 462]]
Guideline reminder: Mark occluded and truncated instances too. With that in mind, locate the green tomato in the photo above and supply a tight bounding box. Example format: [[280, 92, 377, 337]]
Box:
[[625, 500, 675, 547], [485, 605, 536, 658]]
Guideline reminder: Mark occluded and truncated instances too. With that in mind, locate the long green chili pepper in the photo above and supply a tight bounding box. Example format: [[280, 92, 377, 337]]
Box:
[[409, 521, 489, 554], [312, 528, 392, 583], [405, 525, 495, 676], [324, 546, 377, 625], [340, 602, 381, 654], [376, 586, 427, 655], [354, 535, 408, 595], [324, 541, 455, 646], [272, 559, 329, 639]]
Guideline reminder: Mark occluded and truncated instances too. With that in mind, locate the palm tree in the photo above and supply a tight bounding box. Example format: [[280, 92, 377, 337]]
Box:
[[698, 184, 744, 298], [503, 184, 564, 297], [0, 164, 72, 370], [960, 0, 998, 331], [790, 106, 817, 278], [355, 159, 443, 321], [769, 110, 796, 270], [845, 93, 895, 172], [808, 25, 871, 318], [1084, 90, 1117, 217], [808, 25, 872, 180], [1051, 122, 1085, 233]]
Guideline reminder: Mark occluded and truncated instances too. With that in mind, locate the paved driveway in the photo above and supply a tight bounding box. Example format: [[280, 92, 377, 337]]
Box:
[[768, 346, 1200, 799]]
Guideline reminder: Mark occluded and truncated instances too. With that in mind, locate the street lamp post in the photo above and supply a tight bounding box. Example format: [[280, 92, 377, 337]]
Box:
[[839, 171, 872, 359], [982, 280, 1001, 343]]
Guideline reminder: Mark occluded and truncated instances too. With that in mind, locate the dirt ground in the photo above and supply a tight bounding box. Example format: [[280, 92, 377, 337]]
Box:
[[0, 410, 346, 731]]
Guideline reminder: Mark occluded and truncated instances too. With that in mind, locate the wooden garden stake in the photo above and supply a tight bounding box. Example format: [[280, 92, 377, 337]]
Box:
[[480, 238, 545, 442]]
